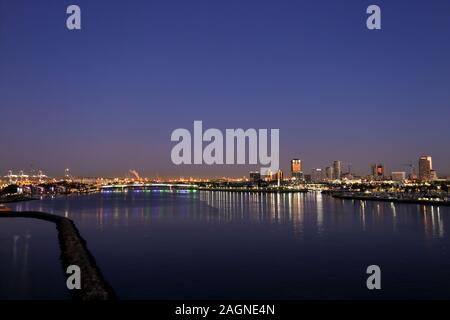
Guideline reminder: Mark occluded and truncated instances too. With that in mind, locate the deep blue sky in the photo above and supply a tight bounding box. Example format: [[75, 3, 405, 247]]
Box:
[[1, 0, 450, 178]]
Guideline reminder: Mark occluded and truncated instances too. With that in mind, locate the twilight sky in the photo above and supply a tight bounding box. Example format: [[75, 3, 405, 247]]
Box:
[[1, 0, 450, 178]]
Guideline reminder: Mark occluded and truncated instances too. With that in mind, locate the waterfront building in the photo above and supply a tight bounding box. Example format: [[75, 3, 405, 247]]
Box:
[[325, 166, 333, 180], [311, 168, 323, 183], [391, 171, 406, 182], [249, 171, 261, 183], [371, 164, 385, 180], [333, 161, 342, 180], [264, 169, 273, 182], [291, 159, 303, 181], [419, 156, 433, 181], [276, 169, 283, 187], [430, 170, 438, 181], [341, 172, 354, 180]]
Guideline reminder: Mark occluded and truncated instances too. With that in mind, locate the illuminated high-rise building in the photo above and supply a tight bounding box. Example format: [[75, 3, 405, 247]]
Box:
[[291, 159, 303, 180], [311, 168, 323, 183], [64, 168, 72, 181], [325, 166, 333, 180], [333, 161, 342, 180], [371, 164, 385, 180], [419, 156, 433, 181], [291, 159, 302, 174], [276, 169, 284, 187]]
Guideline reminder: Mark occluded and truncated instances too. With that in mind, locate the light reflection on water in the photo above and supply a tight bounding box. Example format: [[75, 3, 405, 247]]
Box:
[[10, 191, 448, 240], [5, 191, 450, 299], [0, 219, 68, 299], [198, 191, 446, 240], [11, 231, 31, 290]]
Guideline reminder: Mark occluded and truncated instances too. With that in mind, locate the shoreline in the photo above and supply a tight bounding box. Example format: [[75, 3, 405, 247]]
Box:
[[0, 196, 39, 204], [198, 188, 309, 193], [331, 193, 450, 206]]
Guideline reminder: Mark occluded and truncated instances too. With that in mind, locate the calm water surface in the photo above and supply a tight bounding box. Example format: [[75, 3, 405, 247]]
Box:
[[0, 218, 68, 299], [2, 191, 450, 299]]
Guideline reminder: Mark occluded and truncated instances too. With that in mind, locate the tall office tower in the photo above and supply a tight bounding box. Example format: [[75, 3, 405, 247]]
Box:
[[276, 169, 284, 187], [371, 164, 385, 180], [64, 168, 72, 180], [311, 168, 323, 183], [291, 159, 303, 180], [333, 161, 342, 180], [325, 166, 334, 180], [419, 156, 433, 181]]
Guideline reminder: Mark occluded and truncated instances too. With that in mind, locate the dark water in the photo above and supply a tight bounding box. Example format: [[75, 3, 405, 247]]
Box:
[[2, 191, 450, 299], [0, 218, 68, 299]]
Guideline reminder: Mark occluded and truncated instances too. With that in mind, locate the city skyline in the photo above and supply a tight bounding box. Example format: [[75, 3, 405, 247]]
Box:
[[2, 154, 447, 180], [1, 0, 450, 177]]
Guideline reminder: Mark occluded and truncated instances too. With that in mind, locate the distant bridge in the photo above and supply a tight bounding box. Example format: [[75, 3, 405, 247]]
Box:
[[100, 183, 198, 192]]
